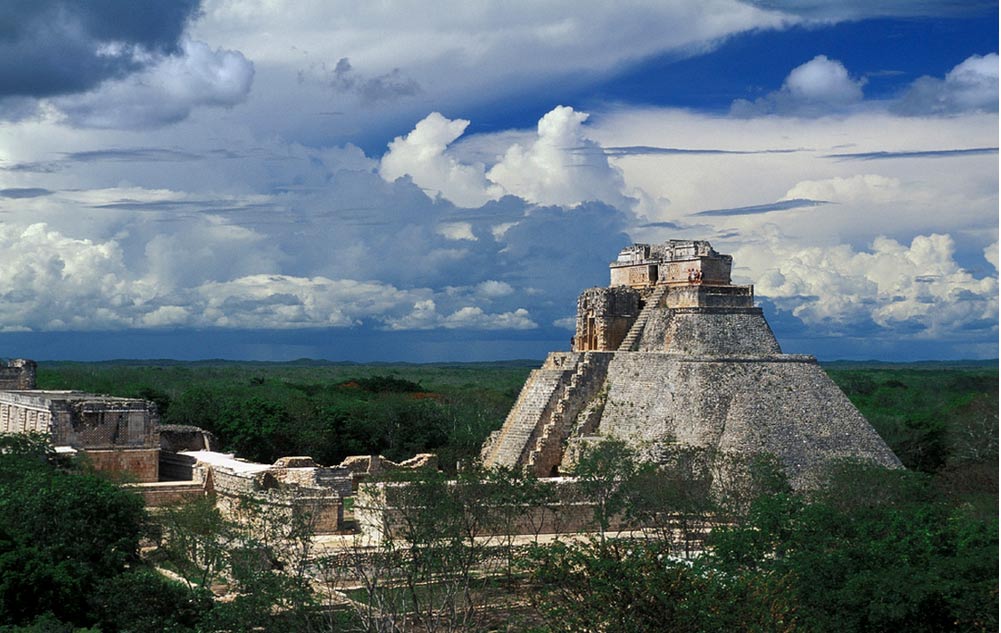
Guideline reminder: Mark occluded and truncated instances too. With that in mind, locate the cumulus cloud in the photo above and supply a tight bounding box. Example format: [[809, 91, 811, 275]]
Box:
[[379, 113, 499, 207], [487, 106, 632, 208], [893, 53, 999, 115], [380, 106, 632, 209], [737, 233, 998, 338], [985, 242, 999, 271], [54, 40, 255, 129], [781, 174, 901, 204], [731, 55, 865, 116], [0, 137, 632, 335], [193, 275, 428, 329], [0, 223, 148, 331], [385, 300, 536, 331], [0, 219, 543, 334]]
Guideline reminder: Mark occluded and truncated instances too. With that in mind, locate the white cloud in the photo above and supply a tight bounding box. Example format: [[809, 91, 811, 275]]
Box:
[[193, 275, 427, 329], [894, 53, 999, 115], [588, 108, 997, 248], [474, 280, 514, 298], [442, 306, 537, 330], [0, 223, 146, 330], [194, 1, 790, 95], [731, 55, 865, 116], [781, 174, 901, 204], [379, 112, 499, 207], [381, 106, 632, 209], [737, 233, 998, 338], [487, 106, 632, 208], [436, 222, 477, 241], [54, 40, 254, 129], [985, 242, 999, 271], [384, 299, 537, 330]]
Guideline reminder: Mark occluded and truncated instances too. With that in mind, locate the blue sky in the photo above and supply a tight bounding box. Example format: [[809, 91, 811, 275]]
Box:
[[0, 0, 997, 362]]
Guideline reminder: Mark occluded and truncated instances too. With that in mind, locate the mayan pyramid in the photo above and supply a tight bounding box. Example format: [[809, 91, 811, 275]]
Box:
[[481, 240, 901, 488]]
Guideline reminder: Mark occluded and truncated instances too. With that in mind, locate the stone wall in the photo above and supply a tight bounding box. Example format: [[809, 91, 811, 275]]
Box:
[[641, 307, 782, 356], [0, 359, 36, 390], [574, 287, 640, 352], [0, 396, 52, 434], [160, 424, 217, 452], [596, 353, 901, 488], [85, 448, 160, 482], [610, 263, 658, 287], [663, 284, 753, 309], [182, 451, 351, 534], [126, 478, 207, 506], [355, 477, 630, 545], [0, 390, 160, 482]]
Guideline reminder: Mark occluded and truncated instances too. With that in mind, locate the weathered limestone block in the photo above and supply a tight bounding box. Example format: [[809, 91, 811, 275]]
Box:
[[0, 359, 36, 389], [596, 353, 900, 488], [0, 389, 160, 482]]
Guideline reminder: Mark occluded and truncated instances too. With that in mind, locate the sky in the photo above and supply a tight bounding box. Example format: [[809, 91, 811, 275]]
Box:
[[0, 0, 997, 362]]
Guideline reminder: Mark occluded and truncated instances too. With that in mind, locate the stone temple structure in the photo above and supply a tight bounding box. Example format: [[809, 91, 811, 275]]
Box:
[[481, 240, 901, 488], [0, 359, 160, 481]]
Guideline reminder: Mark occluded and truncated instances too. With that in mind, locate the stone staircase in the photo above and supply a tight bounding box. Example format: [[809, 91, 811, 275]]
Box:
[[481, 353, 581, 469], [617, 284, 669, 352], [525, 353, 611, 476]]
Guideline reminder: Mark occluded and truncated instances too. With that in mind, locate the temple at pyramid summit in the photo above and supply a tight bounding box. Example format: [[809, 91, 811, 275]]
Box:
[[481, 240, 901, 488]]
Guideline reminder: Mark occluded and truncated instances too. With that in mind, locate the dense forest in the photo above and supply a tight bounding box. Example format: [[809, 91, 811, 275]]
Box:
[[3, 359, 993, 631], [35, 360, 998, 507], [36, 360, 534, 470]]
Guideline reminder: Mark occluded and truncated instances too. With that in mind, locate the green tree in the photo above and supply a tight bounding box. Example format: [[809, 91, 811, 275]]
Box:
[[570, 439, 641, 541], [0, 434, 147, 627], [527, 539, 795, 633], [710, 462, 999, 632]]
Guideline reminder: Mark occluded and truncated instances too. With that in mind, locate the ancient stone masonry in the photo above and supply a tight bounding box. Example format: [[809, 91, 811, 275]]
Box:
[[0, 358, 438, 535], [0, 358, 36, 390], [484, 239, 902, 489], [0, 389, 160, 482]]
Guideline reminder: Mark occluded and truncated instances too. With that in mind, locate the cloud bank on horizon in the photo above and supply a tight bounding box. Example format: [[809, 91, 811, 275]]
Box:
[[0, 0, 996, 361]]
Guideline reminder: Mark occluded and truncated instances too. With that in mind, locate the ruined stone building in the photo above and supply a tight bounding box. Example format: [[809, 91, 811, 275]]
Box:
[[481, 240, 901, 488], [0, 357, 439, 535], [0, 359, 160, 481]]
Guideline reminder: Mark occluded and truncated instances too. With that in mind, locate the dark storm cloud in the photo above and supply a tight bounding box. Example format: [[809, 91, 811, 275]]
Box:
[[824, 147, 999, 161], [691, 198, 828, 217], [0, 0, 201, 98], [299, 57, 421, 104]]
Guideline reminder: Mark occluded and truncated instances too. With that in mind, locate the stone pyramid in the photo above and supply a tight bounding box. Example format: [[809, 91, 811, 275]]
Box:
[[481, 240, 901, 489]]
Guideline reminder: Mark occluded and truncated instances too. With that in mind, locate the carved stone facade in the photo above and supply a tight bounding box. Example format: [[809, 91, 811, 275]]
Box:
[[610, 239, 738, 288], [573, 287, 640, 352], [0, 358, 36, 390], [0, 390, 160, 482], [484, 239, 902, 488]]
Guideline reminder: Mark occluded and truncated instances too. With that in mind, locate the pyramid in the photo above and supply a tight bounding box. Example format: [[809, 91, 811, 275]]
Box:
[[481, 240, 901, 489]]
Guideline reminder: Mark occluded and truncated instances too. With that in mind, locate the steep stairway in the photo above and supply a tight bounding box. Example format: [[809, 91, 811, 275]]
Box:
[[481, 354, 580, 469], [617, 284, 669, 351], [525, 352, 611, 476]]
